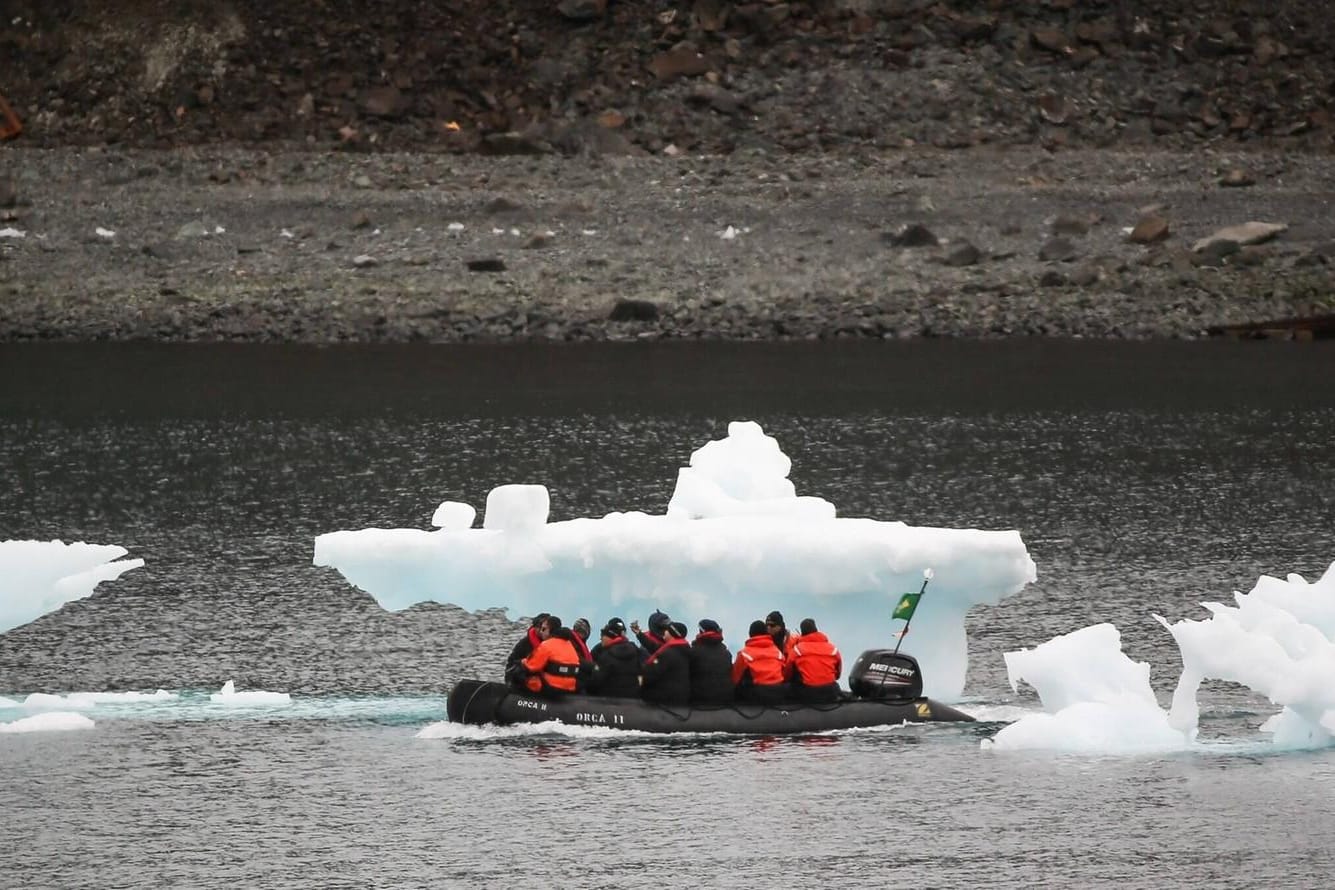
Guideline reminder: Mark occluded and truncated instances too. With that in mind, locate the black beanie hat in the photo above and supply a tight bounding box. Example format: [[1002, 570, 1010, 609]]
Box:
[[698, 618, 722, 635], [765, 610, 784, 626], [749, 620, 768, 637], [668, 621, 688, 639], [648, 610, 671, 633], [799, 618, 817, 635], [603, 617, 626, 637]]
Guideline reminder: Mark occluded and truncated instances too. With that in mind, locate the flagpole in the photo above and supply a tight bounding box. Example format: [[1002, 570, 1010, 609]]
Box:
[[892, 568, 933, 655]]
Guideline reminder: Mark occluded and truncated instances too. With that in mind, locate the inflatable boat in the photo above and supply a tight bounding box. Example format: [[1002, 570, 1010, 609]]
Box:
[[446, 650, 975, 734]]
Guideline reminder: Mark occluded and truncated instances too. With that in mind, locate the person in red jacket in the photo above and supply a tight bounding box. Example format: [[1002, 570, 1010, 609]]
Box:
[[514, 615, 583, 695], [732, 619, 790, 705], [790, 617, 843, 703], [504, 613, 550, 680]]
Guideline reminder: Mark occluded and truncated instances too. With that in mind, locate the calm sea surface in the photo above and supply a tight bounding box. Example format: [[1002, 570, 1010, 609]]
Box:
[[1, 341, 1334, 889]]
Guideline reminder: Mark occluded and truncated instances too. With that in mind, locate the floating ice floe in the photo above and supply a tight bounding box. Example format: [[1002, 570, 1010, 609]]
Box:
[[209, 680, 291, 707], [0, 227, 24, 238], [0, 540, 145, 634], [986, 562, 1335, 754], [17, 690, 177, 711], [0, 712, 96, 734], [94, 227, 116, 239], [314, 420, 1037, 701], [985, 624, 1188, 754], [1159, 562, 1335, 748]]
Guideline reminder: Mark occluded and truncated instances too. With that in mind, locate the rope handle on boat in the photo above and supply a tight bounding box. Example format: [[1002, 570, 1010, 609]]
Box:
[[653, 700, 849, 723], [458, 682, 490, 724]]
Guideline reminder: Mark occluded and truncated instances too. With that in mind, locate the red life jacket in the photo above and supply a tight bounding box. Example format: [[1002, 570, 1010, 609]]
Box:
[[570, 631, 592, 662], [522, 636, 581, 693], [791, 631, 841, 686], [646, 636, 689, 664], [732, 634, 788, 686]]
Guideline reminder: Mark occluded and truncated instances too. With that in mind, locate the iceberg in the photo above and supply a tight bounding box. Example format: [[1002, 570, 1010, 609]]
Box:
[[987, 562, 1335, 753], [0, 540, 145, 634], [986, 624, 1189, 753], [1160, 562, 1335, 748], [315, 421, 1037, 700]]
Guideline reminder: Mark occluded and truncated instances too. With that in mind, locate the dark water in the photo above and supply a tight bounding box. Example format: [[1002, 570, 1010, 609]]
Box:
[[2, 341, 1334, 889]]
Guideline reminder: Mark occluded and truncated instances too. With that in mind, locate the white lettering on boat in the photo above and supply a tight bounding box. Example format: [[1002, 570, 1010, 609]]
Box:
[[575, 712, 626, 725], [516, 699, 548, 711]]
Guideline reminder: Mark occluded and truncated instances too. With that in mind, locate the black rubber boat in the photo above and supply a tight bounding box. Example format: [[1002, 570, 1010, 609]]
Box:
[[446, 650, 974, 734]]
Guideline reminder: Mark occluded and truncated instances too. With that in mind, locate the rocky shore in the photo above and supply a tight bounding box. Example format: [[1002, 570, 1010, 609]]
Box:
[[1, 0, 1333, 341], [1, 145, 1331, 341]]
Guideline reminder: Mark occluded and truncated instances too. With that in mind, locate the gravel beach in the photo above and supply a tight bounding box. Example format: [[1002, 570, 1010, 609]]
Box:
[[2, 1, 1333, 341], [1, 145, 1333, 341]]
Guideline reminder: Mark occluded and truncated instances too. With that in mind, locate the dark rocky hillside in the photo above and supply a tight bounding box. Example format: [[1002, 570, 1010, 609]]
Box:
[[3, 0, 1333, 154]]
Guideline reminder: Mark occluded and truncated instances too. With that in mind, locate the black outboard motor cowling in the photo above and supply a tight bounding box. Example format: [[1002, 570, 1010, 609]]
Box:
[[848, 650, 923, 701]]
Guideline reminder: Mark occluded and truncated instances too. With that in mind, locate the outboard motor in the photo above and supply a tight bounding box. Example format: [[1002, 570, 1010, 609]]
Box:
[[848, 650, 923, 701]]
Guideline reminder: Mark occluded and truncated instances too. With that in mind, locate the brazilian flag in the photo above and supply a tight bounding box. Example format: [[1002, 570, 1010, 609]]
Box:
[[892, 592, 922, 622]]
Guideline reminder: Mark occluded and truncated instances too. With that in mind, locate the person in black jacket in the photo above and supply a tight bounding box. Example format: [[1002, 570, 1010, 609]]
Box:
[[587, 619, 641, 698], [589, 617, 626, 659], [630, 610, 672, 660], [640, 621, 692, 706], [689, 618, 734, 705]]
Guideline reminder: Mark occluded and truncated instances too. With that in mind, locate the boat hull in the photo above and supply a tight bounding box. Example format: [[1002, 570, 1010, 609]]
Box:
[[446, 680, 973, 734]]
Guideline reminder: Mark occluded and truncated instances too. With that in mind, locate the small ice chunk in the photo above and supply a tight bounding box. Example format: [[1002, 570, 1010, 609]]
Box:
[[483, 485, 550, 532], [0, 712, 95, 733], [214, 225, 226, 234], [719, 225, 738, 240], [432, 501, 477, 531], [447, 222, 465, 232], [209, 680, 291, 706], [95, 227, 116, 239], [0, 227, 24, 238], [280, 228, 295, 239]]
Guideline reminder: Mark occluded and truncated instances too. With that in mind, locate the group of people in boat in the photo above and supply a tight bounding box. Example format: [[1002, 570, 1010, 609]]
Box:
[[504, 609, 844, 706]]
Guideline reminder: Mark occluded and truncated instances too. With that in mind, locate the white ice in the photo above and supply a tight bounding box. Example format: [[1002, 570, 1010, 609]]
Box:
[[0, 712, 96, 734], [987, 562, 1335, 754], [1160, 562, 1335, 748], [0, 540, 146, 634], [0, 689, 438, 725], [985, 624, 1189, 754], [19, 690, 176, 711], [315, 421, 1037, 700], [209, 680, 291, 707]]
